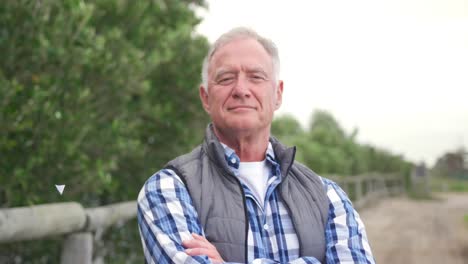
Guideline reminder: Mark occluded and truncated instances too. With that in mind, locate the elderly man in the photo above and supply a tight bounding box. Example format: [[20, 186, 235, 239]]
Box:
[[137, 27, 375, 264]]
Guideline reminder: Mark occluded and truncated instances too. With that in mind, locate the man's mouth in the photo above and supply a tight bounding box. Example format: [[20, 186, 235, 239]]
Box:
[[227, 106, 256, 111]]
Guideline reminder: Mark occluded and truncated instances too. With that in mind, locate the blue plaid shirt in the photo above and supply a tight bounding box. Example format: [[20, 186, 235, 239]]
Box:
[[138, 143, 375, 264]]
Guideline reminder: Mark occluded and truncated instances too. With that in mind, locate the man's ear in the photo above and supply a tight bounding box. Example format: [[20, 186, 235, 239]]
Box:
[[199, 85, 211, 114], [275, 80, 284, 110]]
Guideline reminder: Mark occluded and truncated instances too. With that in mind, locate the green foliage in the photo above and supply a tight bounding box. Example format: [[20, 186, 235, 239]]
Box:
[[0, 0, 208, 262], [431, 147, 468, 180], [271, 114, 304, 139], [272, 110, 412, 177], [0, 0, 208, 206], [431, 177, 468, 193]]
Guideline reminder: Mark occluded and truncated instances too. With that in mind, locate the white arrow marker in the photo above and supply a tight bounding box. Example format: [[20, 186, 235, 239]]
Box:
[[55, 184, 66, 195]]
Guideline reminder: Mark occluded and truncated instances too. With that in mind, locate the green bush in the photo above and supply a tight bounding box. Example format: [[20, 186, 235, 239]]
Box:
[[0, 0, 208, 262], [272, 111, 412, 177]]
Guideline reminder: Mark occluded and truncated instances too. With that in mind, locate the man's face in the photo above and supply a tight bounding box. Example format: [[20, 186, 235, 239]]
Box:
[[200, 38, 283, 135]]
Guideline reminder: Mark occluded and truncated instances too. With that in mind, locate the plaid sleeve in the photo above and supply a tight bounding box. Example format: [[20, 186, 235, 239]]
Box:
[[322, 178, 375, 264], [287, 257, 321, 264], [249, 257, 320, 264], [137, 168, 210, 264]]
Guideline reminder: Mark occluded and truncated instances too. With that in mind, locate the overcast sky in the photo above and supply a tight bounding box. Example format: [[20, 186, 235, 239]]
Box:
[[195, 0, 468, 166]]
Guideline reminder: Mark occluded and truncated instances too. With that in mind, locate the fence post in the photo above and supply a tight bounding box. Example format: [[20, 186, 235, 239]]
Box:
[[355, 177, 363, 208], [389, 178, 393, 195], [60, 232, 93, 264], [379, 177, 387, 197], [370, 177, 376, 201]]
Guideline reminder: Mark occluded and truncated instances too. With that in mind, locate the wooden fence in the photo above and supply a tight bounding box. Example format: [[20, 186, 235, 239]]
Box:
[[0, 202, 135, 263], [330, 173, 404, 209], [0, 173, 404, 263]]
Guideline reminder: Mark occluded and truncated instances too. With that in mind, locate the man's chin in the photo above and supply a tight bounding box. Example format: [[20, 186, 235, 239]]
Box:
[[225, 120, 262, 132]]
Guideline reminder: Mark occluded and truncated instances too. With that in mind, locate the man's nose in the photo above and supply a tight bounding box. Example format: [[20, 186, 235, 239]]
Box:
[[232, 75, 251, 98]]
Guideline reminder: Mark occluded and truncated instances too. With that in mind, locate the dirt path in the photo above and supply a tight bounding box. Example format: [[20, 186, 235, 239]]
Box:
[[360, 193, 468, 264]]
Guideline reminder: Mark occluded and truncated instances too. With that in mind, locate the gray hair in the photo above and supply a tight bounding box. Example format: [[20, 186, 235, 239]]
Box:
[[201, 27, 280, 91]]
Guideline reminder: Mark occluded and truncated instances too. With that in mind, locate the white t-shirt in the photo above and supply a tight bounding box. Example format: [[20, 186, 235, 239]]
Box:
[[237, 160, 270, 206]]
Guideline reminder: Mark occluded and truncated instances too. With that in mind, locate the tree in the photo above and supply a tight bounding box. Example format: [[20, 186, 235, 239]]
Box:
[[0, 0, 209, 262], [272, 110, 411, 177]]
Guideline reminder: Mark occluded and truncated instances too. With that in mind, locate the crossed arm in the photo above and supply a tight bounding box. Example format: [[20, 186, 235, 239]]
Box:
[[137, 169, 375, 264]]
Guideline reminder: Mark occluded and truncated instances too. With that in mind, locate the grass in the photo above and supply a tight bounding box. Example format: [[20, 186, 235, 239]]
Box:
[[450, 181, 468, 192], [408, 176, 468, 200], [430, 177, 468, 193], [408, 190, 436, 200]]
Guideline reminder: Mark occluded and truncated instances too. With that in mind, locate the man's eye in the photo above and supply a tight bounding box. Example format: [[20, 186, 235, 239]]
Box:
[[218, 77, 234, 84], [250, 75, 265, 81]]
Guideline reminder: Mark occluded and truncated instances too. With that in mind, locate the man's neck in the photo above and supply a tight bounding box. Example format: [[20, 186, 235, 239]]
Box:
[[213, 125, 270, 162]]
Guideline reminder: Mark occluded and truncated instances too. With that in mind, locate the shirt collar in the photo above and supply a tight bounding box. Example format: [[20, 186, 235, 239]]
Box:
[[220, 142, 281, 178]]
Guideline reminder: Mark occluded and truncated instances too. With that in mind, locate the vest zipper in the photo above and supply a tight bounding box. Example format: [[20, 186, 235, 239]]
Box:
[[277, 147, 302, 256], [228, 173, 249, 264]]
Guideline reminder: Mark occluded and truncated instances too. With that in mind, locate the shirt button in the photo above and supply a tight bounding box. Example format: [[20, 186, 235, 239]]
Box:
[[263, 224, 269, 230]]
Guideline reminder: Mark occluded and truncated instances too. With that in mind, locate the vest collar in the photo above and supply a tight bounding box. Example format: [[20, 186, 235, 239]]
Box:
[[202, 123, 296, 180]]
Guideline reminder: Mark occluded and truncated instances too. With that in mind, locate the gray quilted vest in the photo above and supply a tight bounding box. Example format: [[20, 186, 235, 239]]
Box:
[[166, 125, 329, 263]]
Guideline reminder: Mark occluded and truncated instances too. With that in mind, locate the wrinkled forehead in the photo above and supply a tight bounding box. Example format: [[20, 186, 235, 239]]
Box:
[[208, 38, 274, 76]]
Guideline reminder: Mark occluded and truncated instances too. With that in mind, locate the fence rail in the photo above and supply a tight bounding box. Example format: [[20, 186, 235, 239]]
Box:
[[0, 173, 404, 263], [330, 173, 404, 209], [0, 201, 135, 264]]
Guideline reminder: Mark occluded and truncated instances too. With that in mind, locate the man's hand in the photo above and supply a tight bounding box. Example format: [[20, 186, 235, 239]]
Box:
[[182, 233, 224, 263]]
